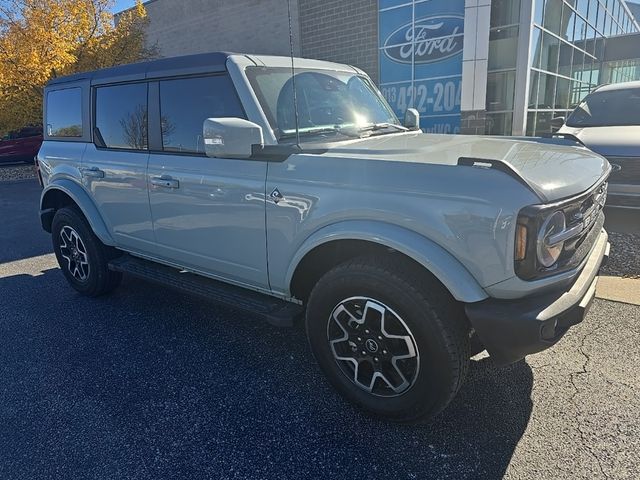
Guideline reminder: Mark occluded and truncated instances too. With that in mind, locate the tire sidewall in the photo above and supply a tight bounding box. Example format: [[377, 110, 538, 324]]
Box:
[[51, 207, 111, 296], [306, 264, 464, 422]]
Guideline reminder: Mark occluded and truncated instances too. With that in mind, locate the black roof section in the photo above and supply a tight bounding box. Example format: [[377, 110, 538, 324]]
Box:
[[46, 52, 233, 87]]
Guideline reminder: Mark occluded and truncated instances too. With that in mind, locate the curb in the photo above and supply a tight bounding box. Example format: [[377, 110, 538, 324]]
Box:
[[596, 275, 640, 306]]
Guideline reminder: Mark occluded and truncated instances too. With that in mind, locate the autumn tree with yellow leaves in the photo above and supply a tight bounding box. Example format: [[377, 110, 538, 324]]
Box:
[[0, 0, 156, 135]]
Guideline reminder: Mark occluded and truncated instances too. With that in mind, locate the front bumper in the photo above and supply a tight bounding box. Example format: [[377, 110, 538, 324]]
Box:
[[465, 229, 610, 365]]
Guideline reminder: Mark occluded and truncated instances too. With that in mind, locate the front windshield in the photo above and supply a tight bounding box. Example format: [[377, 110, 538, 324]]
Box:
[[246, 66, 400, 141], [566, 87, 640, 128]]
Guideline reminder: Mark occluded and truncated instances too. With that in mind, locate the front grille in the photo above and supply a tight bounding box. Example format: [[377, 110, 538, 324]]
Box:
[[544, 181, 607, 274], [557, 212, 604, 272], [515, 180, 608, 280]]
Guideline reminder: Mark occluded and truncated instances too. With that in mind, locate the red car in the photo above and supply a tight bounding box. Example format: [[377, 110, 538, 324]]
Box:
[[0, 126, 43, 164]]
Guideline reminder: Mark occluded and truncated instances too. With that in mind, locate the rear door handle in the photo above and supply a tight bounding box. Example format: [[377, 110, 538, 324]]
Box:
[[150, 176, 180, 189], [79, 167, 105, 179]]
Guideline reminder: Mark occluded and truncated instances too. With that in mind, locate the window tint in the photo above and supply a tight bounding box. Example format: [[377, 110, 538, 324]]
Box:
[[159, 75, 244, 154], [47, 88, 82, 137], [95, 83, 148, 150]]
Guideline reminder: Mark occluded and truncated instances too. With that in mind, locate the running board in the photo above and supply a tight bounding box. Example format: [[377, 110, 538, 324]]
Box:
[[108, 255, 302, 327]]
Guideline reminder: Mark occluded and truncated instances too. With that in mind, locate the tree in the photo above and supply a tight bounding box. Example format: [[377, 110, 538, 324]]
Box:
[[0, 0, 156, 135]]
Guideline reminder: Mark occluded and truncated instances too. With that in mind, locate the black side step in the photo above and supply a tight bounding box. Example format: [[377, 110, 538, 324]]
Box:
[[108, 255, 302, 327]]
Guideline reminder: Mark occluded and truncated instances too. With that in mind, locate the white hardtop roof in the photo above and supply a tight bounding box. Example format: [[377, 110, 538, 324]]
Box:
[[231, 54, 365, 75]]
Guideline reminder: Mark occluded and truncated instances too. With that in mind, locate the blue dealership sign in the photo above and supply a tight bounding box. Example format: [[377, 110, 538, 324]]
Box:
[[379, 0, 465, 133], [383, 15, 464, 64]]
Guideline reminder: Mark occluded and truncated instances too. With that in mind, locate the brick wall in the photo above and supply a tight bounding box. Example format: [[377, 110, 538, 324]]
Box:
[[298, 0, 379, 83], [140, 0, 301, 58], [460, 110, 487, 135], [130, 0, 379, 81]]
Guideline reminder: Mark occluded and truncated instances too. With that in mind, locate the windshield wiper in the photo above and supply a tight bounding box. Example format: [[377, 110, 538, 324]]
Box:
[[279, 122, 409, 141], [279, 126, 362, 140], [338, 122, 409, 137], [364, 122, 409, 132]]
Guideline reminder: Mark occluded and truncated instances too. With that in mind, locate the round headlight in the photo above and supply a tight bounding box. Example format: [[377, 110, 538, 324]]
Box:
[[536, 211, 566, 268]]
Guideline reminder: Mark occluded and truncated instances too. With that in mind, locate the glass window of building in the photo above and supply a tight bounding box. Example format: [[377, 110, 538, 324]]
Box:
[[575, 0, 589, 19], [558, 41, 575, 78], [596, 3, 606, 33], [485, 112, 514, 135], [491, 0, 520, 27], [534, 0, 545, 25], [486, 0, 638, 136], [543, 0, 565, 35], [540, 30, 561, 73], [573, 14, 586, 42], [486, 71, 516, 111], [488, 26, 519, 70]]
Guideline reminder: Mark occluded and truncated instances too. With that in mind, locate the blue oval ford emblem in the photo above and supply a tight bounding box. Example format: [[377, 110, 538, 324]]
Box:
[[383, 15, 464, 65]]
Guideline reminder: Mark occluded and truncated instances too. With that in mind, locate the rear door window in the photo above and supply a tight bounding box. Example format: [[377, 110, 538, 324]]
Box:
[[159, 75, 245, 155], [46, 88, 83, 137], [95, 83, 148, 150]]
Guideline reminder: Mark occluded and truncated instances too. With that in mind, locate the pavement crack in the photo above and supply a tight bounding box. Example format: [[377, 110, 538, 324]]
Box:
[[568, 324, 610, 479]]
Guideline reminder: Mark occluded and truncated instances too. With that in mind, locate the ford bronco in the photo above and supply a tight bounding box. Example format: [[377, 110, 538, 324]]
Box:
[[38, 53, 610, 423]]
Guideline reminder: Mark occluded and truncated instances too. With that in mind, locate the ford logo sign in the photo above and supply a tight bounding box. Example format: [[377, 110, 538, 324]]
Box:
[[383, 15, 464, 64]]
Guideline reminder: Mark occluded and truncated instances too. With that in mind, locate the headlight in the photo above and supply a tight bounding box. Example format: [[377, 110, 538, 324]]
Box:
[[536, 211, 566, 267]]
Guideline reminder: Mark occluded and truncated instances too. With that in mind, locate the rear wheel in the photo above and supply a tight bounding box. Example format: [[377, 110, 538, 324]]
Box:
[[305, 256, 470, 423], [51, 207, 122, 297]]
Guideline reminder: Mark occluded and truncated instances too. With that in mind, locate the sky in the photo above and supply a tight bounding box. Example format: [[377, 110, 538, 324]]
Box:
[[112, 0, 138, 13]]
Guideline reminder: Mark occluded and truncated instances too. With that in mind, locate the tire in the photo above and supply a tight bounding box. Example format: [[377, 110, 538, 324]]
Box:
[[305, 256, 470, 423], [51, 207, 122, 297]]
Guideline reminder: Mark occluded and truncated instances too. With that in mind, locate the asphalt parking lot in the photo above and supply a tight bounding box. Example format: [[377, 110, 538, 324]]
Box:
[[1, 177, 639, 480]]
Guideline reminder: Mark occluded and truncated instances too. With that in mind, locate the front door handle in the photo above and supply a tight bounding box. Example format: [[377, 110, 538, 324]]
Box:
[[79, 167, 105, 179], [150, 176, 180, 189]]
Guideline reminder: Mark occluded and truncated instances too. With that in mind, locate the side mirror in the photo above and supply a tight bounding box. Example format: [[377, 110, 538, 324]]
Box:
[[403, 108, 420, 130], [203, 118, 263, 159], [550, 116, 565, 132]]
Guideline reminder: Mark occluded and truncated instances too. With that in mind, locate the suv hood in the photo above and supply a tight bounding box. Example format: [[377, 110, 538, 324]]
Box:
[[316, 132, 610, 202], [557, 125, 640, 157]]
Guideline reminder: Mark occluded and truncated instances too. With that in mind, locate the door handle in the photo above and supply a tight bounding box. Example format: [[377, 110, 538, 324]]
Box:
[[79, 167, 105, 179], [150, 176, 180, 189]]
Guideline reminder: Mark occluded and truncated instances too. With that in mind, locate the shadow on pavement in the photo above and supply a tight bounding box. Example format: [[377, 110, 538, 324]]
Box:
[[604, 206, 640, 235], [0, 180, 51, 264], [0, 266, 533, 479]]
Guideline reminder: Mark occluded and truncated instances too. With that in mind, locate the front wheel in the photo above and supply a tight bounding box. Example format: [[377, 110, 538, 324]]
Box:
[[305, 256, 470, 423], [51, 207, 122, 297]]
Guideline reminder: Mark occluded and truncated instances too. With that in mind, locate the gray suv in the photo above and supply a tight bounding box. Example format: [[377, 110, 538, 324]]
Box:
[[557, 81, 640, 209], [38, 53, 610, 423]]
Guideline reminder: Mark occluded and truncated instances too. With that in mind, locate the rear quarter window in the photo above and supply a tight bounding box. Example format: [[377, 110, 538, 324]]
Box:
[[46, 88, 83, 137]]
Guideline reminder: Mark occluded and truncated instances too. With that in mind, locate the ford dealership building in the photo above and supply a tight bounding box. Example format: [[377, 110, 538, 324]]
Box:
[[124, 0, 640, 136]]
